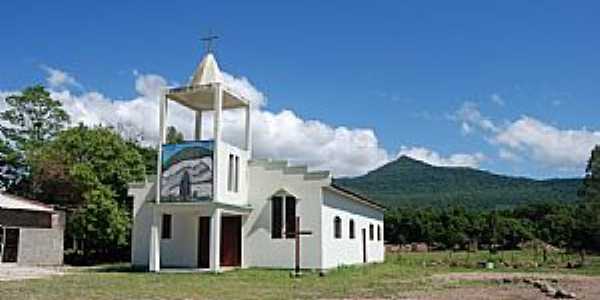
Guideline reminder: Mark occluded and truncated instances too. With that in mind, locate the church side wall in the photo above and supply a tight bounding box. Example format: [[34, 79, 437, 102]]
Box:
[[321, 189, 384, 269], [244, 165, 328, 269]]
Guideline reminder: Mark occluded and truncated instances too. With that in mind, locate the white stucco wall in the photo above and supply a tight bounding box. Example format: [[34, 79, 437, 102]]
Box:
[[130, 180, 155, 268], [216, 142, 249, 207], [132, 192, 217, 268], [321, 189, 384, 269], [244, 163, 329, 269], [158, 212, 198, 267]]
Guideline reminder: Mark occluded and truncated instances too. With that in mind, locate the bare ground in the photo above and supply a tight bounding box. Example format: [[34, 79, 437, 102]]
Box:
[[397, 272, 600, 300], [0, 264, 64, 281]]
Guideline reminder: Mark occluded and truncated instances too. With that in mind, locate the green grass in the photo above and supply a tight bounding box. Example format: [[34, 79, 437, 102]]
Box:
[[2, 251, 599, 300]]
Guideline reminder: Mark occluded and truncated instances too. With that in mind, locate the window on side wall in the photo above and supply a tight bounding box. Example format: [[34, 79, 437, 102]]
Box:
[[334, 216, 342, 239], [377, 225, 381, 241], [161, 214, 172, 239], [349, 219, 355, 239], [271, 196, 283, 239], [285, 196, 296, 238], [369, 224, 374, 241]]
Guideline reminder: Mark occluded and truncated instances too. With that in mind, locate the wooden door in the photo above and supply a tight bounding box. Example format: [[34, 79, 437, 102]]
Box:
[[220, 216, 241, 267], [2, 228, 19, 263], [362, 228, 367, 263], [198, 217, 210, 268]]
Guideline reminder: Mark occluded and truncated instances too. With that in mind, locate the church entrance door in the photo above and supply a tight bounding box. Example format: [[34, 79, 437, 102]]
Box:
[[220, 216, 241, 267]]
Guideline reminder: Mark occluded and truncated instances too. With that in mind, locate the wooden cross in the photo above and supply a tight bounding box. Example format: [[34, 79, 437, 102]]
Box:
[[286, 216, 312, 275], [201, 32, 219, 53]]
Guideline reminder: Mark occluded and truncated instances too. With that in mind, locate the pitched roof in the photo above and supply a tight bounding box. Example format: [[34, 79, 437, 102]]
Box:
[[190, 53, 223, 86], [325, 184, 386, 211], [0, 193, 54, 212]]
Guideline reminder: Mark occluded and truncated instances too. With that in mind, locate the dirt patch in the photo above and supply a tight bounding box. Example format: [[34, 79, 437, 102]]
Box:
[[0, 264, 64, 281], [400, 272, 600, 300], [401, 285, 546, 300], [433, 272, 592, 282]]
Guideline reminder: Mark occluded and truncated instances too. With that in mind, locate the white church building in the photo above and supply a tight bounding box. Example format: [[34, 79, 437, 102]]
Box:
[[128, 49, 385, 272]]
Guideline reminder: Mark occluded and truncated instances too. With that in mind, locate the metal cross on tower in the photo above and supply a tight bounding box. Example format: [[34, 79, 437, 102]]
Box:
[[201, 32, 219, 53]]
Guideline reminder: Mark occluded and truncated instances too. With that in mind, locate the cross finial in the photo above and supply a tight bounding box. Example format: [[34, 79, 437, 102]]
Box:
[[201, 31, 219, 53]]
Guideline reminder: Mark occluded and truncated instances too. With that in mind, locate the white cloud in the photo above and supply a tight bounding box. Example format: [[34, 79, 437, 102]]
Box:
[[222, 73, 266, 108], [41, 65, 81, 89], [498, 148, 521, 162], [453, 101, 498, 135], [490, 93, 505, 106], [454, 102, 600, 171], [397, 146, 485, 168], [250, 110, 389, 176], [134, 73, 167, 98], [2, 68, 389, 177], [494, 117, 600, 170]]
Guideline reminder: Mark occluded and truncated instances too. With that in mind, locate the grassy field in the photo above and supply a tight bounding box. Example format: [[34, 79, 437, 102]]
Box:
[[2, 251, 599, 300]]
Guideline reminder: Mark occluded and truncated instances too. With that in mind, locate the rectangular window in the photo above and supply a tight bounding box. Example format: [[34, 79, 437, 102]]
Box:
[[161, 214, 172, 239], [234, 155, 240, 192], [369, 224, 374, 241], [271, 196, 283, 239], [285, 196, 296, 238], [228, 154, 234, 192]]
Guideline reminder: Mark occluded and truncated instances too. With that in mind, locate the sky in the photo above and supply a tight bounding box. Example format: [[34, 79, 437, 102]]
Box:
[[1, 1, 599, 178]]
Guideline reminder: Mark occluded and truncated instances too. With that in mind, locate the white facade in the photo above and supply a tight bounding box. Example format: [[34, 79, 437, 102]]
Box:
[[321, 188, 385, 268], [128, 50, 385, 272], [130, 162, 384, 270]]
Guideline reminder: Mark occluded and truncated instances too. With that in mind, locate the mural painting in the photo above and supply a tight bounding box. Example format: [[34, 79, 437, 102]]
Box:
[[161, 141, 214, 202]]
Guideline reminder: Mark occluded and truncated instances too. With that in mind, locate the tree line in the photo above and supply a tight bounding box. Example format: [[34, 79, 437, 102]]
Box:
[[384, 145, 600, 260]]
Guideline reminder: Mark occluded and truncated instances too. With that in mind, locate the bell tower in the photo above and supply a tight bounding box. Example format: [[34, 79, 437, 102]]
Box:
[[155, 46, 252, 206]]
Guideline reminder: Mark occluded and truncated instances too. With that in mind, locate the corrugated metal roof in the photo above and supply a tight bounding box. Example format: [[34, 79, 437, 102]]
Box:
[[0, 193, 54, 212]]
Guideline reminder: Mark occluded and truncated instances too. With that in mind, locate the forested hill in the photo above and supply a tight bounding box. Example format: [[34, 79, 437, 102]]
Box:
[[334, 156, 582, 210]]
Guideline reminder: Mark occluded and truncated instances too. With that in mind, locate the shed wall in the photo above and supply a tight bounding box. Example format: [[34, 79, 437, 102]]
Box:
[[18, 228, 63, 265]]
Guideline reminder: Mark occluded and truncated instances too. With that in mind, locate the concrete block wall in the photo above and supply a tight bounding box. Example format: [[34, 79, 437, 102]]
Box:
[[18, 228, 64, 265]]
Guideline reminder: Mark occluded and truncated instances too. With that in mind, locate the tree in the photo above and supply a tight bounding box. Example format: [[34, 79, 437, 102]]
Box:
[[128, 142, 158, 175], [582, 145, 600, 203], [30, 124, 145, 207], [166, 126, 184, 144], [0, 139, 24, 189], [0, 85, 69, 190], [571, 145, 600, 258], [68, 185, 130, 262], [29, 125, 145, 262]]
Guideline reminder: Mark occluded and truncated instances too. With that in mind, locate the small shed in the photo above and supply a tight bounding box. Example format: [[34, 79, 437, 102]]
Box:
[[0, 193, 64, 265]]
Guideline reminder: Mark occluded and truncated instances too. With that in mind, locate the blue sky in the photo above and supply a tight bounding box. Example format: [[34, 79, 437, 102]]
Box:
[[1, 1, 599, 178]]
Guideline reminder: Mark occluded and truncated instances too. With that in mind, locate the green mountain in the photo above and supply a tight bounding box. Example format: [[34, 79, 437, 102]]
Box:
[[334, 156, 582, 210]]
